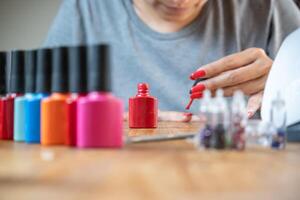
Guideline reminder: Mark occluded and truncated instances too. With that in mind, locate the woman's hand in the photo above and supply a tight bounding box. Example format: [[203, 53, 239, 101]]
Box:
[[189, 48, 273, 118]]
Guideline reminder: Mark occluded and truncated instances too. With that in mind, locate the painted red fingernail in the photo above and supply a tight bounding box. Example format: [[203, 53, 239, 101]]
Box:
[[190, 92, 203, 99], [191, 84, 206, 93], [190, 69, 206, 80]]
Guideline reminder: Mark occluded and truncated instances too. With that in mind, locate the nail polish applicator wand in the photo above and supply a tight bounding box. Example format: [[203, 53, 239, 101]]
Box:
[[186, 78, 207, 110]]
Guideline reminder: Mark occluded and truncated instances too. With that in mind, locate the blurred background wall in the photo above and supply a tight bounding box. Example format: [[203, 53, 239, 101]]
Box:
[[0, 0, 299, 52], [0, 0, 61, 51]]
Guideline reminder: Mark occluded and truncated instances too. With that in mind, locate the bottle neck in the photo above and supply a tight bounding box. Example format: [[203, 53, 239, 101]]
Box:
[[136, 89, 150, 97]]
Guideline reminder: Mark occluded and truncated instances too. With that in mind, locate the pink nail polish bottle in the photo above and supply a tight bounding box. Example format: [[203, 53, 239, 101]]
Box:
[[77, 44, 123, 148]]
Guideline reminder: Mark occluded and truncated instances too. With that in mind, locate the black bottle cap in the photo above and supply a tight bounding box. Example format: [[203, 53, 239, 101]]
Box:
[[51, 47, 69, 93], [0, 52, 6, 95], [88, 44, 111, 92], [24, 50, 37, 93], [36, 48, 52, 93], [10, 50, 25, 93], [5, 52, 11, 94], [68, 46, 87, 93]]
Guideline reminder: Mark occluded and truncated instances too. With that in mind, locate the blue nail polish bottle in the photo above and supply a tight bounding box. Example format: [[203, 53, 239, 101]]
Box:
[[13, 50, 26, 142], [24, 48, 51, 143]]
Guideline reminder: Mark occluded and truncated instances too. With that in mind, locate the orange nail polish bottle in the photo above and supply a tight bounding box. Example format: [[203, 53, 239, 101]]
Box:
[[41, 47, 69, 145]]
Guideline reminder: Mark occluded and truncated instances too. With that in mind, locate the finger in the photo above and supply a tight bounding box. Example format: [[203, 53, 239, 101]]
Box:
[[191, 115, 201, 122], [222, 75, 267, 97], [191, 59, 270, 93], [158, 111, 193, 122], [246, 91, 264, 118], [123, 112, 129, 121], [190, 48, 262, 80]]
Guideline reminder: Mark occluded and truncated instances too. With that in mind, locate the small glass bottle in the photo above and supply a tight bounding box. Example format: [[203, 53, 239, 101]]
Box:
[[270, 92, 287, 149], [245, 120, 276, 148], [211, 89, 228, 150], [230, 90, 247, 150], [197, 90, 213, 149]]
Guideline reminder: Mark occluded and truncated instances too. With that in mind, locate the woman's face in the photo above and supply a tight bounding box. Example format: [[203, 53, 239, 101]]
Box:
[[143, 0, 206, 21]]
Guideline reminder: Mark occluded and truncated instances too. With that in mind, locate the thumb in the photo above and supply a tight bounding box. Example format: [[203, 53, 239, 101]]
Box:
[[158, 111, 193, 122], [246, 91, 264, 118]]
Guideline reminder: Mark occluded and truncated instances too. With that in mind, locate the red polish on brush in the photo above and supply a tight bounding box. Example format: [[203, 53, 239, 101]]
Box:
[[185, 99, 194, 110], [185, 92, 203, 110], [189, 69, 206, 80]]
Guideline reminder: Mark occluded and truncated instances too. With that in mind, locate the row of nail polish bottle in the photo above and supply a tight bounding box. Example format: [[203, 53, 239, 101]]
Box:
[[196, 88, 288, 151], [196, 89, 229, 150], [240, 92, 286, 150], [41, 44, 123, 148], [0, 49, 52, 142], [196, 89, 247, 150], [0, 44, 123, 148]]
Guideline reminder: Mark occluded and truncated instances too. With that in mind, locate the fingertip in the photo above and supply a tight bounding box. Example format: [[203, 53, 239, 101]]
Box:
[[189, 73, 196, 80], [191, 84, 206, 93], [183, 112, 193, 122], [247, 110, 254, 118], [190, 92, 203, 99], [189, 69, 206, 80]]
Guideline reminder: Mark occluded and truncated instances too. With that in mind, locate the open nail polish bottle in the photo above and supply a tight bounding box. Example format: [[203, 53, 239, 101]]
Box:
[[24, 48, 51, 143], [14, 50, 36, 142], [129, 83, 158, 128], [77, 44, 123, 148], [65, 46, 87, 146], [41, 47, 69, 145]]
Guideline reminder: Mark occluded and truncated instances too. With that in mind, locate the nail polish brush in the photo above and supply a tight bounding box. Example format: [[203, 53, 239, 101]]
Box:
[[186, 78, 207, 110]]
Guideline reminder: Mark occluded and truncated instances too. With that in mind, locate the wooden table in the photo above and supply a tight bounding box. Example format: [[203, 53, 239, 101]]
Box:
[[0, 122, 300, 200]]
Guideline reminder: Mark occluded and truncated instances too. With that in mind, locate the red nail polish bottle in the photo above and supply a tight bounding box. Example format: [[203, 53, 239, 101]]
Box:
[[129, 83, 158, 128], [65, 46, 87, 146], [0, 51, 24, 140], [0, 52, 7, 139]]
